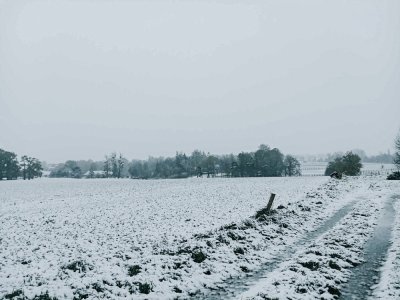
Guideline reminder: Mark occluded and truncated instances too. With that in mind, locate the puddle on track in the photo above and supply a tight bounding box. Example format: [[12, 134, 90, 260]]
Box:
[[195, 200, 357, 300], [340, 195, 398, 300]]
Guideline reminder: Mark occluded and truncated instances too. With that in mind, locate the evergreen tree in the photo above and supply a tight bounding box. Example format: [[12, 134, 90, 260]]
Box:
[[325, 152, 362, 176], [0, 149, 20, 180]]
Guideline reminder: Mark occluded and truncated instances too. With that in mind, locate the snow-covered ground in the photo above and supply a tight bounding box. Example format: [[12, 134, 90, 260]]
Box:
[[0, 176, 398, 299], [240, 179, 398, 300], [373, 194, 400, 299]]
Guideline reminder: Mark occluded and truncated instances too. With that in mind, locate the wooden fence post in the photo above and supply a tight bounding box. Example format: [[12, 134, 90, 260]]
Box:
[[266, 193, 276, 214]]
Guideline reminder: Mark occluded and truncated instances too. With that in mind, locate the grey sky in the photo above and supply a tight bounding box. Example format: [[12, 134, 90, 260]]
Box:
[[1, 0, 399, 163]]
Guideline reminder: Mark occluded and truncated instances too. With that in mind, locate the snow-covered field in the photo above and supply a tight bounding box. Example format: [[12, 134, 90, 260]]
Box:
[[300, 162, 396, 176], [0, 176, 399, 299]]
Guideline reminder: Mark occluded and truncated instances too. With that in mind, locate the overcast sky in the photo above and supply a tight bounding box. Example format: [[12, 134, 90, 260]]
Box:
[[1, 0, 399, 163]]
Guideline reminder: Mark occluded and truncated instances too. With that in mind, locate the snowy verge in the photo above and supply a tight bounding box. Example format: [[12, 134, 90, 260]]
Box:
[[240, 180, 393, 300], [372, 187, 400, 299]]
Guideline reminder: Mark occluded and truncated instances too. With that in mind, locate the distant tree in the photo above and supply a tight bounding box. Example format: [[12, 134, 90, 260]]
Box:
[[326, 152, 344, 163], [141, 161, 151, 178], [325, 152, 362, 176], [19, 156, 42, 180], [104, 155, 111, 178], [125, 145, 296, 179], [196, 166, 203, 177], [231, 161, 240, 177], [20, 155, 27, 180], [190, 150, 207, 176], [268, 148, 285, 176], [88, 163, 96, 178], [219, 154, 235, 177], [205, 154, 218, 177], [0, 149, 19, 180], [110, 152, 118, 178], [238, 152, 254, 177], [50, 160, 81, 178], [156, 157, 175, 178], [129, 159, 154, 179], [254, 147, 268, 176], [254, 146, 285, 177], [395, 131, 400, 169], [49, 164, 68, 178], [284, 155, 301, 176], [64, 160, 82, 178], [351, 149, 368, 161], [387, 131, 400, 180], [73, 160, 95, 174], [128, 161, 142, 178], [26, 157, 43, 179], [175, 152, 189, 178], [102, 153, 127, 178], [364, 152, 394, 164], [117, 153, 126, 178]]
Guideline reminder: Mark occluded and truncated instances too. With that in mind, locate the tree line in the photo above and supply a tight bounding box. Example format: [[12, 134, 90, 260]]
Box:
[[128, 145, 301, 179], [48, 145, 301, 179], [324, 130, 400, 179], [296, 149, 395, 164], [0, 148, 43, 180], [49, 153, 129, 178]]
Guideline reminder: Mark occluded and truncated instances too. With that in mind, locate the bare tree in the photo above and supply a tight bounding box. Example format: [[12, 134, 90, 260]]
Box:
[[395, 130, 400, 169], [104, 155, 111, 178], [117, 153, 125, 178]]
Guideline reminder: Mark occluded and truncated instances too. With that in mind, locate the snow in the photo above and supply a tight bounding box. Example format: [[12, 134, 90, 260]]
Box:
[[0, 176, 398, 299], [373, 190, 400, 299]]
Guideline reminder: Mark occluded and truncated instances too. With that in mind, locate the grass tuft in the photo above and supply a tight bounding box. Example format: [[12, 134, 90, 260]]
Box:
[[191, 249, 207, 263], [128, 265, 142, 276]]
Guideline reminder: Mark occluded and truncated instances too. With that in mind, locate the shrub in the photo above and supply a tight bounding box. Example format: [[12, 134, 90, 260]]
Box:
[[128, 265, 142, 276], [191, 249, 207, 263], [173, 286, 182, 293], [138, 282, 152, 294], [62, 260, 92, 273], [4, 289, 25, 299], [32, 292, 58, 300], [387, 171, 400, 180], [240, 266, 250, 273], [234, 247, 245, 255], [299, 261, 320, 271], [325, 152, 362, 176]]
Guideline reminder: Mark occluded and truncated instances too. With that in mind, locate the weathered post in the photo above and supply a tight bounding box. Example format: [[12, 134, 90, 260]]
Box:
[[255, 192, 277, 219], [266, 193, 276, 214]]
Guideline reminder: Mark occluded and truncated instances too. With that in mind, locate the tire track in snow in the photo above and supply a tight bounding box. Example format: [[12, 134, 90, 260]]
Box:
[[195, 199, 358, 299], [238, 187, 388, 300], [340, 194, 398, 300]]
